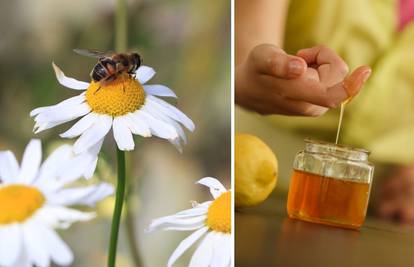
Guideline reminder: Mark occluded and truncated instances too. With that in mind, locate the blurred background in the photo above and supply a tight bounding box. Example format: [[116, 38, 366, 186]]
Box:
[[0, 0, 230, 266]]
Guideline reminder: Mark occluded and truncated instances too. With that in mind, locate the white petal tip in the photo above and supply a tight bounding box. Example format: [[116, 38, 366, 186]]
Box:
[[73, 146, 85, 155], [119, 146, 135, 152], [52, 62, 62, 76], [29, 110, 38, 117], [83, 172, 93, 180], [197, 177, 220, 184]]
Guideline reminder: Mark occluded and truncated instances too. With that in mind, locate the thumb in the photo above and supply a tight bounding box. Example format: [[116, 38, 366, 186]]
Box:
[[251, 44, 307, 79], [343, 66, 372, 100]]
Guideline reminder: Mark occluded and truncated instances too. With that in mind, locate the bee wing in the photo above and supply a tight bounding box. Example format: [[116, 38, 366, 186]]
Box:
[[73, 49, 114, 58]]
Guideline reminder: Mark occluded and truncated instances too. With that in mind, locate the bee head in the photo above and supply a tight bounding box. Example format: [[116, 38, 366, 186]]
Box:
[[132, 53, 142, 68]]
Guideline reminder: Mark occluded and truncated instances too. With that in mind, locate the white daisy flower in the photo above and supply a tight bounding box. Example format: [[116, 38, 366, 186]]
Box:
[[148, 177, 231, 267], [30, 62, 195, 156], [0, 139, 114, 267]]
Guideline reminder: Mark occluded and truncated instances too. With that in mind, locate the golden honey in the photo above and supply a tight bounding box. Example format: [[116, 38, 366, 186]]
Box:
[[287, 139, 374, 229], [287, 170, 370, 229]]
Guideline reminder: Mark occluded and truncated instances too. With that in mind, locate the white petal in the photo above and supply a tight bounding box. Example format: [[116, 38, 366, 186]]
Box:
[[197, 177, 227, 199], [40, 145, 72, 175], [113, 117, 135, 151], [192, 201, 213, 209], [124, 112, 152, 137], [53, 62, 90, 90], [52, 139, 102, 184], [34, 206, 95, 229], [148, 215, 206, 232], [142, 100, 187, 146], [22, 221, 50, 267], [73, 115, 112, 154], [167, 119, 187, 144], [60, 112, 99, 138], [148, 95, 195, 131], [210, 233, 232, 267], [83, 156, 98, 179], [56, 155, 92, 184], [30, 106, 50, 117], [17, 139, 42, 184], [9, 250, 31, 267], [48, 183, 114, 207], [189, 231, 215, 267], [143, 84, 177, 98], [86, 135, 104, 156], [33, 103, 91, 134], [33, 121, 69, 135], [140, 111, 178, 140], [30, 93, 86, 117], [167, 227, 209, 267], [35, 144, 73, 190], [141, 101, 181, 137], [0, 150, 19, 183], [135, 65, 155, 84], [34, 102, 90, 125], [163, 225, 206, 232], [174, 206, 209, 218], [81, 138, 103, 179], [169, 138, 183, 154], [0, 225, 22, 266], [38, 224, 74, 266]]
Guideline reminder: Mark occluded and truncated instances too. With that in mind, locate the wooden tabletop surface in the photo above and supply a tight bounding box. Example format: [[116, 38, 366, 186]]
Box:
[[235, 196, 414, 267]]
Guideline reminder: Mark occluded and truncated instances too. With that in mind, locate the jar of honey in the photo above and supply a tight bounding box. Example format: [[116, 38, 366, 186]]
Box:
[[287, 139, 374, 229]]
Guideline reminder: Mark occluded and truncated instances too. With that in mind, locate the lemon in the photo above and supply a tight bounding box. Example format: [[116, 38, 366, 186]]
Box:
[[235, 133, 278, 208]]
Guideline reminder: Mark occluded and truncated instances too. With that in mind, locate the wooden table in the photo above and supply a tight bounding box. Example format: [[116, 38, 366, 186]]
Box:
[[236, 196, 414, 267]]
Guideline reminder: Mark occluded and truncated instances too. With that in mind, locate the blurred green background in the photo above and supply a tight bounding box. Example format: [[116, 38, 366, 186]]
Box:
[[0, 0, 230, 266]]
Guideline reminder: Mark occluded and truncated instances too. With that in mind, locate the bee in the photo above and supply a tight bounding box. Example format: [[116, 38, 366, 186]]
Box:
[[73, 48, 142, 85]]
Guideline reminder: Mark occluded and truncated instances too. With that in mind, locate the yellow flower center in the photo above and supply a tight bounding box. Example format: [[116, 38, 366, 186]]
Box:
[[206, 191, 231, 233], [0, 185, 45, 224], [86, 74, 146, 117]]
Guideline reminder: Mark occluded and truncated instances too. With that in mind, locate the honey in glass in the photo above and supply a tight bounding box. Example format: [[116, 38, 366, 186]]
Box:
[[287, 139, 374, 229]]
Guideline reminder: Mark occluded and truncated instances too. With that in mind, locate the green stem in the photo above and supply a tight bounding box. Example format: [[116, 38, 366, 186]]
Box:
[[108, 149, 127, 267], [110, 1, 144, 266]]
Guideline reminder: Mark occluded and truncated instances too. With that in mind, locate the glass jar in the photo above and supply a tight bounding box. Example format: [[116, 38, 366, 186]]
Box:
[[287, 139, 374, 229]]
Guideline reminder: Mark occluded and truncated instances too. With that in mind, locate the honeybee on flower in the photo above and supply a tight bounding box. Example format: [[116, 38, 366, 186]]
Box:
[[31, 49, 194, 160]]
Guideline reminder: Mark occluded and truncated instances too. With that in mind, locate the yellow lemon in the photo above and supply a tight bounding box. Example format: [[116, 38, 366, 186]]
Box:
[[235, 133, 278, 208]]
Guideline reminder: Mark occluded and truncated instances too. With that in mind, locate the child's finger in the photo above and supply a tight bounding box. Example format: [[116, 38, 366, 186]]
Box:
[[297, 45, 349, 82], [343, 66, 372, 98], [297, 45, 348, 71], [250, 44, 307, 79], [313, 66, 371, 106], [260, 66, 371, 108], [260, 74, 347, 108]]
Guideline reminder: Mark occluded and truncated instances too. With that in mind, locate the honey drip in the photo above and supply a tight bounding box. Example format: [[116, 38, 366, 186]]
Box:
[[335, 103, 345, 144]]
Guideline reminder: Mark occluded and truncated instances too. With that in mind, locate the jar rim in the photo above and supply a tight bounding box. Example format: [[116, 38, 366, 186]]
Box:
[[304, 138, 370, 161]]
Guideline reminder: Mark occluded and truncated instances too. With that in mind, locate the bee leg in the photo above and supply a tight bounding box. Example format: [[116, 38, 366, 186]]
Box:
[[94, 86, 101, 95], [122, 83, 126, 93]]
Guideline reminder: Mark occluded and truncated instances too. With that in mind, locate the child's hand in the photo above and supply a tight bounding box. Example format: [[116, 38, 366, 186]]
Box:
[[235, 44, 372, 115]]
